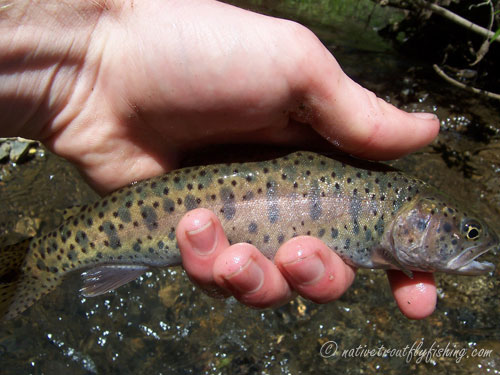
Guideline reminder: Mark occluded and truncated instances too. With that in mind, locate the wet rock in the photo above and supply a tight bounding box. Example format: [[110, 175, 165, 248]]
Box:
[[0, 142, 10, 162], [9, 139, 37, 163]]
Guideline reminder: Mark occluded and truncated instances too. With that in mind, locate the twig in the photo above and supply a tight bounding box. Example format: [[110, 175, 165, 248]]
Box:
[[422, 1, 500, 43], [433, 64, 500, 101]]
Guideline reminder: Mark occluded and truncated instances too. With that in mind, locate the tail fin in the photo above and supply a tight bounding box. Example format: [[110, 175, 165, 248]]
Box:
[[0, 238, 63, 320], [0, 239, 30, 319]]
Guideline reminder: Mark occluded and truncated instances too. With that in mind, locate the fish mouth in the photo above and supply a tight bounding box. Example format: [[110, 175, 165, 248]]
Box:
[[446, 241, 497, 275]]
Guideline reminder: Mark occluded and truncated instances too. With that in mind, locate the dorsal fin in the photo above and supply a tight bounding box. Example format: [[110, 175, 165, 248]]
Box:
[[80, 265, 149, 297]]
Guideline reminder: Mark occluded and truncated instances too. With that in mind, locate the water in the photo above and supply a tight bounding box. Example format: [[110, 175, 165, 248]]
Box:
[[1, 1, 499, 374]]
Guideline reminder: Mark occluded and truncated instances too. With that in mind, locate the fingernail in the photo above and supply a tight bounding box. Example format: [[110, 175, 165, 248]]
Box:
[[283, 254, 325, 285], [186, 220, 217, 255], [410, 112, 438, 120], [224, 258, 264, 294]]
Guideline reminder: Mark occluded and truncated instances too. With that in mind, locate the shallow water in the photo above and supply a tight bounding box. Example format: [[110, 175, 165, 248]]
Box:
[[1, 1, 499, 374]]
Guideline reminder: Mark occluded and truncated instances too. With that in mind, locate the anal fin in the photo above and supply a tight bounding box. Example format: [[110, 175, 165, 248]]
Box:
[[80, 265, 149, 297]]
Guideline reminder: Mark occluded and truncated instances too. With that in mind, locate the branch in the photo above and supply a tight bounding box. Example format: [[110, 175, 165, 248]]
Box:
[[433, 64, 500, 101], [421, 1, 500, 43]]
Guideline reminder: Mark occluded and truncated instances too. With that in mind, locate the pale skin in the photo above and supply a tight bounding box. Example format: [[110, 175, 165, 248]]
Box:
[[0, 0, 439, 319]]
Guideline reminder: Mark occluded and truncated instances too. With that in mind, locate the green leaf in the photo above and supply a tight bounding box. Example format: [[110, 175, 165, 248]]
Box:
[[491, 28, 500, 42]]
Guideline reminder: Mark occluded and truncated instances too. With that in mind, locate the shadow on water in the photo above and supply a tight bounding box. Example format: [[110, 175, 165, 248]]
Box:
[[1, 1, 500, 374]]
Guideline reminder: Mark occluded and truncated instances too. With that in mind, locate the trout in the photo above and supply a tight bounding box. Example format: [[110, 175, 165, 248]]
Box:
[[0, 152, 497, 320]]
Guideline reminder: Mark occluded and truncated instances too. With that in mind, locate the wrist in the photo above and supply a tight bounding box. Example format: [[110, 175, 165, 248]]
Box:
[[0, 0, 109, 139]]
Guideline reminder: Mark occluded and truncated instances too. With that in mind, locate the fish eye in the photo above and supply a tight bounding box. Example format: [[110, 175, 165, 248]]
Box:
[[462, 220, 482, 241]]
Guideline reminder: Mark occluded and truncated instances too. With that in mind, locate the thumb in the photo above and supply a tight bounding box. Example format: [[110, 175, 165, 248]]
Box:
[[291, 42, 439, 160]]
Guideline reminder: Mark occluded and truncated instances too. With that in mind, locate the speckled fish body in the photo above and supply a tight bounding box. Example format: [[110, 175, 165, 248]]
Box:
[[1, 152, 497, 319]]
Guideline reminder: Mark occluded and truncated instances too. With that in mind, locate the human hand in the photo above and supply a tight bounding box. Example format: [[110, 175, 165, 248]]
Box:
[[1, 0, 439, 318]]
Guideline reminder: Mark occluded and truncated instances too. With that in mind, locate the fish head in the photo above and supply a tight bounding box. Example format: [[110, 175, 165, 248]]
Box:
[[390, 195, 498, 275]]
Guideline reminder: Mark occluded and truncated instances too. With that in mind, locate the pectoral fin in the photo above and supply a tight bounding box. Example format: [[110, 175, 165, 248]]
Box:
[[372, 247, 413, 278], [80, 265, 149, 297]]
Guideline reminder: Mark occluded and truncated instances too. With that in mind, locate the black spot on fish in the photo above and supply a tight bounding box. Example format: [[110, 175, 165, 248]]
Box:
[[344, 238, 351, 250], [102, 221, 122, 249], [36, 259, 46, 271], [67, 248, 77, 260], [263, 235, 270, 243], [277, 234, 285, 244], [141, 206, 158, 231], [133, 243, 141, 252], [443, 222, 452, 233], [243, 191, 254, 201], [220, 187, 236, 220], [331, 228, 339, 239], [248, 222, 258, 233], [163, 198, 175, 213], [318, 228, 325, 237], [349, 196, 361, 234]]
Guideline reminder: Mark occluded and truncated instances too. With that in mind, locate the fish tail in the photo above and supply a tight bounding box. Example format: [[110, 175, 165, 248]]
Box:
[[0, 238, 62, 320], [0, 239, 30, 319]]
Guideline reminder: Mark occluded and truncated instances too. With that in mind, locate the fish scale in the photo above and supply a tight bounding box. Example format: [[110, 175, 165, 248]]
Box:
[[0, 151, 497, 320]]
